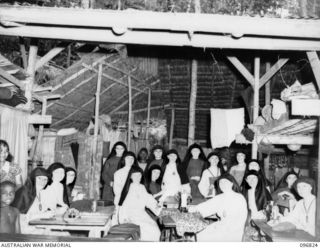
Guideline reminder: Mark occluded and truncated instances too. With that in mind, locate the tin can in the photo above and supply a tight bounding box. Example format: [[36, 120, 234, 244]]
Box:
[[92, 200, 97, 212]]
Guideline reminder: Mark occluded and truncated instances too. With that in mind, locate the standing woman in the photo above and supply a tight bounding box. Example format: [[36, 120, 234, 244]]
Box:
[[159, 149, 190, 203], [182, 143, 207, 200], [146, 145, 166, 171], [229, 152, 247, 187], [118, 166, 162, 241], [188, 174, 248, 241], [198, 152, 225, 198], [0, 139, 23, 188], [65, 167, 77, 204], [137, 147, 148, 172], [12, 167, 54, 234], [101, 142, 127, 202]]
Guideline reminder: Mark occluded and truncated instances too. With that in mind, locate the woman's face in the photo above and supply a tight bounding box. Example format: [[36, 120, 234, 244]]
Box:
[[219, 178, 233, 193], [154, 149, 163, 160], [139, 150, 148, 161], [131, 172, 142, 184], [115, 145, 125, 157], [0, 145, 8, 163], [167, 153, 177, 163], [151, 169, 161, 182], [36, 175, 48, 190], [236, 153, 245, 163], [246, 174, 258, 188], [286, 174, 298, 188], [66, 171, 76, 185], [191, 148, 200, 159], [125, 155, 134, 167], [297, 182, 312, 198], [52, 168, 65, 182], [249, 162, 260, 171], [208, 155, 219, 166]]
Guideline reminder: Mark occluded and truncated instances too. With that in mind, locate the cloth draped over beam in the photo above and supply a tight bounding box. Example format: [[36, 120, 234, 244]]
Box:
[[0, 104, 28, 183], [210, 108, 245, 149]]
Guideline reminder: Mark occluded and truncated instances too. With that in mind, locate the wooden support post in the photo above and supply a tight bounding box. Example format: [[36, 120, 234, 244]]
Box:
[[265, 62, 271, 105], [251, 56, 260, 160], [226, 56, 254, 87], [19, 37, 27, 69], [128, 76, 132, 151], [259, 58, 289, 89], [146, 88, 151, 149], [25, 41, 38, 111], [188, 59, 197, 146], [91, 63, 102, 199], [306, 51, 320, 90], [169, 108, 175, 149], [35, 45, 66, 71]]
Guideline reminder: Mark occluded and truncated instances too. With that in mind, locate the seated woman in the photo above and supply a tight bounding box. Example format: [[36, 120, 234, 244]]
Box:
[[65, 167, 77, 203], [11, 167, 54, 234], [182, 143, 207, 200], [198, 152, 225, 198], [145, 164, 162, 198], [242, 160, 271, 191], [0, 139, 23, 188], [118, 166, 162, 241], [272, 177, 316, 236], [242, 170, 272, 220], [41, 163, 69, 215], [188, 174, 248, 242], [159, 149, 190, 204], [272, 170, 299, 214], [229, 152, 247, 187]]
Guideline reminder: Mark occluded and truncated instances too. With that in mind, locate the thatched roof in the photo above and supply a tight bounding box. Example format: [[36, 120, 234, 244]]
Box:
[[37, 50, 161, 130]]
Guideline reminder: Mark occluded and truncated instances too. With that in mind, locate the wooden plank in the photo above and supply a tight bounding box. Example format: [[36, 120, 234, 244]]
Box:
[[19, 37, 27, 69], [188, 59, 197, 146], [146, 87, 151, 144], [227, 56, 254, 87], [252, 56, 260, 160], [0, 67, 25, 89], [292, 99, 320, 116], [35, 45, 66, 71], [306, 51, 320, 90], [259, 58, 289, 88], [265, 62, 271, 105], [2, 26, 320, 51], [128, 76, 132, 150], [169, 108, 175, 149], [257, 134, 314, 145], [28, 114, 52, 124], [24, 43, 38, 110], [1, 6, 320, 39]]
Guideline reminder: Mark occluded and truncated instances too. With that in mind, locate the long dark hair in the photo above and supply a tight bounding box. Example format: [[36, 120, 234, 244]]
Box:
[[242, 170, 272, 211], [107, 142, 127, 160], [117, 151, 139, 170], [206, 151, 226, 174], [11, 167, 49, 214], [65, 167, 77, 201], [47, 162, 69, 206], [118, 166, 145, 206], [275, 170, 299, 190], [145, 164, 162, 193], [215, 173, 241, 195]]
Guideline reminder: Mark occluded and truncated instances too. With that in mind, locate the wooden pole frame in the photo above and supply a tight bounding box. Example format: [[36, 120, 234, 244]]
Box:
[[169, 108, 175, 149], [25, 41, 38, 110], [251, 56, 260, 160], [128, 76, 132, 151], [35, 45, 68, 71], [145, 88, 151, 149]]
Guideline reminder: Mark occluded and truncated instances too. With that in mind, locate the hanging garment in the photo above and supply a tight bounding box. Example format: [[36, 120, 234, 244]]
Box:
[[210, 108, 244, 149]]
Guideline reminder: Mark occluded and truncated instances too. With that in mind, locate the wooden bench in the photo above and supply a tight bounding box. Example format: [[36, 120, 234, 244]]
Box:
[[160, 215, 179, 242]]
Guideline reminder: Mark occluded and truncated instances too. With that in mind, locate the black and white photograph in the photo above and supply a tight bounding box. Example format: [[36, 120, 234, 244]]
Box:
[[0, 0, 319, 245]]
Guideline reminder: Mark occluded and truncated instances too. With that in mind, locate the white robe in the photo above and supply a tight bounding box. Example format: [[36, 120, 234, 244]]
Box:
[[119, 184, 161, 241], [195, 191, 248, 242], [198, 167, 221, 198], [41, 182, 66, 213], [160, 163, 182, 202], [113, 166, 131, 206]]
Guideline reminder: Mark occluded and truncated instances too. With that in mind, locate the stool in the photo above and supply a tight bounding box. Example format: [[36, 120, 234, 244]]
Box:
[[104, 223, 140, 241], [160, 215, 178, 241], [184, 232, 197, 242]]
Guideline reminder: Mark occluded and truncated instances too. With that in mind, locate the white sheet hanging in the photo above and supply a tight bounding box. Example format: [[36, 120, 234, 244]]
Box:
[[0, 105, 28, 183], [210, 108, 244, 149]]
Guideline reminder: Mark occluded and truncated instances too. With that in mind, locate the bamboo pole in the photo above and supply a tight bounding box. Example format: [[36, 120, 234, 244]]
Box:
[[146, 87, 151, 149], [265, 62, 271, 105], [91, 63, 102, 199], [169, 108, 175, 149], [128, 76, 132, 151], [251, 56, 260, 160]]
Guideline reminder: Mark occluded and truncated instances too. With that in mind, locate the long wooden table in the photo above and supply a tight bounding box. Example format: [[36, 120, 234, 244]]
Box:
[[252, 219, 317, 242], [29, 206, 114, 238]]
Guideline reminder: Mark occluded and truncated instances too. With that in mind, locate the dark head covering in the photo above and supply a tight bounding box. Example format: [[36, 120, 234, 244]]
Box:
[[118, 166, 145, 206], [242, 170, 272, 211], [215, 173, 241, 194], [294, 177, 316, 195], [206, 151, 226, 174], [107, 141, 127, 160], [65, 167, 77, 202], [11, 167, 50, 214], [145, 164, 162, 193], [146, 145, 166, 168], [241, 159, 271, 188], [117, 151, 139, 170], [275, 170, 299, 190]]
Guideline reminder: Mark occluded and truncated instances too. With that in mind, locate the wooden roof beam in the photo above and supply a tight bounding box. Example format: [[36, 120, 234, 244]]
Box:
[[1, 26, 320, 51], [306, 51, 320, 90], [102, 62, 142, 84], [226, 56, 254, 87], [0, 67, 26, 89], [82, 63, 148, 94], [259, 58, 289, 88]]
